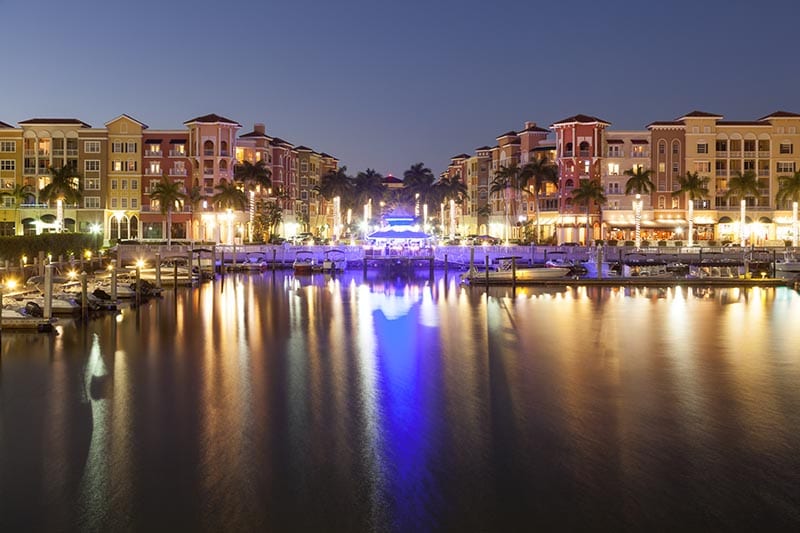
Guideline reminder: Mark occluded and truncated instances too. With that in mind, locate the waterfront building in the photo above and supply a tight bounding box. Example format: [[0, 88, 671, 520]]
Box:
[[141, 128, 191, 241]]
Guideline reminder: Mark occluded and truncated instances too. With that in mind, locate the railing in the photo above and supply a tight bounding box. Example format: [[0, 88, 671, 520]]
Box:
[[758, 169, 770, 176], [716, 150, 728, 157], [632, 152, 650, 158], [758, 151, 770, 158], [67, 149, 78, 156], [144, 169, 161, 176], [563, 151, 573, 157], [169, 150, 185, 157], [203, 168, 214, 175], [715, 170, 728, 177], [145, 150, 163, 157], [579, 150, 590, 157], [744, 151, 756, 158], [24, 149, 35, 156], [52, 149, 64, 156], [204, 150, 215, 156], [169, 169, 187, 176], [729, 151, 742, 157]]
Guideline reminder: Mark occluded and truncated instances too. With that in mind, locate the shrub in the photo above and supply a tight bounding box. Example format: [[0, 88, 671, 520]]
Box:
[[0, 234, 98, 263], [657, 240, 667, 247], [674, 240, 683, 247], [624, 240, 635, 247], [607, 239, 618, 246], [641, 240, 651, 247]]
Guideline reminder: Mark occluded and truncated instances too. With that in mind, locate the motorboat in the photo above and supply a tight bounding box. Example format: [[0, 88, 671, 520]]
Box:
[[775, 251, 800, 278], [462, 257, 570, 284], [317, 249, 346, 273], [293, 250, 316, 274]]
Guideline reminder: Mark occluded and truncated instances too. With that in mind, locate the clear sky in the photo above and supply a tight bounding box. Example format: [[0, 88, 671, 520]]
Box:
[[3, 0, 799, 177]]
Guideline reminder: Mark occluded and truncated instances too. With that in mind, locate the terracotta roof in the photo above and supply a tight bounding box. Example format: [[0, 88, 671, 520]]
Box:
[[18, 118, 92, 127], [319, 152, 337, 159], [677, 110, 723, 120], [758, 110, 800, 120], [475, 145, 492, 151], [496, 130, 518, 138], [239, 130, 271, 139], [631, 139, 649, 144], [647, 121, 684, 128], [531, 144, 556, 152], [520, 124, 549, 133], [451, 153, 470, 160], [105, 114, 148, 129], [717, 121, 770, 126], [183, 113, 241, 126], [550, 114, 610, 126], [0, 120, 12, 128], [270, 137, 293, 147], [293, 145, 313, 152]]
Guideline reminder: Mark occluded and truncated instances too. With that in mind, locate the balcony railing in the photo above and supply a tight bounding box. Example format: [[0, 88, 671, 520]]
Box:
[[67, 149, 78, 156], [579, 150, 591, 157], [203, 168, 214, 175], [758, 169, 770, 176], [715, 170, 728, 177], [169, 150, 185, 157], [744, 151, 756, 158], [169, 169, 187, 176], [145, 150, 163, 157], [758, 151, 770, 158], [729, 151, 742, 157], [144, 169, 161, 176], [204, 150, 215, 156], [632, 152, 649, 158], [52, 149, 64, 156]]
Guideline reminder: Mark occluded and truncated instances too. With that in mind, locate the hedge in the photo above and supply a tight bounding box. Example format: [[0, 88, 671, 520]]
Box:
[[0, 234, 100, 263]]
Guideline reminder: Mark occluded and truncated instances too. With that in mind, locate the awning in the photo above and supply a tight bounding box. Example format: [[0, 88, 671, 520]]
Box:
[[631, 139, 649, 144], [606, 139, 624, 144], [145, 139, 162, 144], [169, 139, 186, 144], [758, 216, 772, 223], [718, 216, 733, 223]]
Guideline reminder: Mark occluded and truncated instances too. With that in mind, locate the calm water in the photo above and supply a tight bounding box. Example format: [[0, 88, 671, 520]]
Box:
[[1, 271, 799, 532]]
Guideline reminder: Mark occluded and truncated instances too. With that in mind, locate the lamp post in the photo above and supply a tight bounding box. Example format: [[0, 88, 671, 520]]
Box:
[[634, 193, 643, 249], [740, 199, 746, 247], [687, 198, 695, 247]]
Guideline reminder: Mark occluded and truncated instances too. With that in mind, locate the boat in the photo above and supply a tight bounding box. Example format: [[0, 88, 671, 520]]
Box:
[[462, 257, 570, 284], [775, 251, 800, 278], [317, 249, 346, 273], [293, 250, 316, 274]]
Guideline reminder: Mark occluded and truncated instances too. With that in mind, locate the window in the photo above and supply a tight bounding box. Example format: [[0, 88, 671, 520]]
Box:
[[85, 160, 100, 172], [126, 160, 137, 171], [126, 142, 137, 153], [672, 197, 680, 208], [131, 179, 138, 190], [695, 161, 711, 173], [658, 141, 665, 155], [0, 141, 16, 152], [607, 163, 619, 175], [85, 196, 101, 208], [631, 164, 643, 173], [777, 162, 796, 173], [111, 198, 118, 208], [85, 141, 101, 153], [658, 196, 666, 209], [697, 143, 708, 154], [0, 160, 15, 171], [121, 179, 128, 190], [672, 162, 679, 174], [300, 162, 308, 172], [84, 178, 100, 190], [121, 197, 128, 208], [672, 142, 680, 155], [112, 161, 123, 171], [744, 160, 755, 171], [744, 140, 756, 152], [131, 198, 138, 208], [112, 142, 123, 153], [658, 162, 666, 172], [715, 140, 727, 152], [111, 179, 118, 190], [780, 143, 793, 154]]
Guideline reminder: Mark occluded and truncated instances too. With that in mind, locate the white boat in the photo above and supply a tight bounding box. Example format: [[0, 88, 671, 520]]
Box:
[[317, 250, 346, 273], [775, 251, 800, 277], [462, 257, 570, 283], [293, 251, 316, 274]]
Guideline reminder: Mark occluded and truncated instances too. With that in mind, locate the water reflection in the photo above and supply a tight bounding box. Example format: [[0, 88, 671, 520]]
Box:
[[1, 275, 799, 531]]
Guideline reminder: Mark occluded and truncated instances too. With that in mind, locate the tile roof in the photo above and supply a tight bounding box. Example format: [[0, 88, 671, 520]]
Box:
[[0, 120, 12, 128], [475, 145, 493, 151], [717, 121, 770, 126], [550, 114, 610, 126], [239, 130, 271, 139], [496, 130, 518, 138], [520, 124, 549, 133], [451, 153, 470, 160], [18, 118, 92, 127], [677, 110, 723, 120], [757, 110, 800, 120], [647, 121, 684, 128], [183, 113, 241, 126], [105, 114, 148, 128]]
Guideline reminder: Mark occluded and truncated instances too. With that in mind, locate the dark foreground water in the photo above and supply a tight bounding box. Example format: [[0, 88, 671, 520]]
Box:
[[1, 271, 799, 532]]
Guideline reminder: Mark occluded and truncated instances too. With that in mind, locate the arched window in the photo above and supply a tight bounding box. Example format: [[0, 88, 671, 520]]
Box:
[[565, 142, 573, 156], [203, 140, 214, 156], [565, 178, 574, 188], [579, 141, 590, 156]]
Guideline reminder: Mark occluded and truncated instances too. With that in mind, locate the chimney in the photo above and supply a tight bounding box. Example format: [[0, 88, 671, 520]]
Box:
[[524, 121, 536, 130], [254, 123, 266, 135]]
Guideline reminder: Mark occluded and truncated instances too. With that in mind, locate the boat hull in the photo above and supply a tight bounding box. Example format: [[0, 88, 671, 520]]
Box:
[[462, 266, 570, 283]]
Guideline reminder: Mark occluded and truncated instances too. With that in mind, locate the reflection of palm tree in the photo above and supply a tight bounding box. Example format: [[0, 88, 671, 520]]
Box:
[[672, 171, 709, 246], [40, 164, 82, 232], [776, 170, 800, 246], [571, 179, 607, 244], [519, 157, 558, 244], [149, 175, 187, 246], [726, 170, 760, 246]]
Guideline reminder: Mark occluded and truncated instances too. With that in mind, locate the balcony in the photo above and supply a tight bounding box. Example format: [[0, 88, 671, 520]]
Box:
[[729, 151, 742, 158], [145, 150, 163, 158], [744, 151, 756, 158], [67, 149, 78, 156], [169, 150, 185, 157], [563, 151, 573, 157], [52, 149, 64, 156], [758, 169, 770, 176], [716, 150, 728, 157], [203, 168, 214, 175], [579, 150, 591, 157], [632, 152, 650, 158], [169, 169, 187, 176], [144, 169, 161, 176], [715, 170, 728, 177], [203, 150, 215, 156], [758, 151, 770, 158]]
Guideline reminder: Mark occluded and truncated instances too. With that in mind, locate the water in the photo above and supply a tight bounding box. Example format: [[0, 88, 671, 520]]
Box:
[[1, 271, 799, 532]]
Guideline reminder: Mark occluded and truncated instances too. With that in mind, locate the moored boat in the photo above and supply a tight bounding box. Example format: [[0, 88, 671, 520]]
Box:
[[293, 250, 316, 274]]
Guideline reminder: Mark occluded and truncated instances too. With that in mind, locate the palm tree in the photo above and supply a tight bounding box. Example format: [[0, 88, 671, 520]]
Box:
[[211, 180, 247, 211], [672, 171, 709, 246], [40, 164, 82, 232], [493, 163, 524, 219], [434, 174, 469, 237], [315, 167, 352, 239], [234, 160, 272, 242], [776, 170, 800, 246], [402, 162, 438, 215], [726, 170, 760, 246], [623, 166, 654, 247], [149, 175, 187, 246], [353, 168, 386, 210], [519, 156, 558, 244], [571, 178, 607, 245], [1, 183, 33, 236]]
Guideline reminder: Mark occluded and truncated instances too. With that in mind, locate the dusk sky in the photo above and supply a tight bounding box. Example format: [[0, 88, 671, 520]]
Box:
[[4, 0, 799, 177]]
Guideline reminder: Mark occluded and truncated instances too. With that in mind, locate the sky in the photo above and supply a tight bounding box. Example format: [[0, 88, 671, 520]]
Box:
[[3, 0, 800, 177]]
